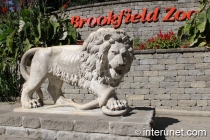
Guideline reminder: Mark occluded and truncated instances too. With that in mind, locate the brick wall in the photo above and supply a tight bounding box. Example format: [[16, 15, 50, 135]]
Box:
[[63, 0, 204, 40], [38, 0, 210, 112], [40, 48, 210, 112], [121, 48, 210, 111]]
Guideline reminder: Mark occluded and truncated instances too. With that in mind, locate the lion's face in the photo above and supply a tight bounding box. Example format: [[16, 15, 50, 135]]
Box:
[[107, 41, 133, 80]]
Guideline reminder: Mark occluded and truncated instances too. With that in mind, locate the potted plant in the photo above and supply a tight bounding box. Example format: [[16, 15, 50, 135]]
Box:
[[180, 41, 190, 48]]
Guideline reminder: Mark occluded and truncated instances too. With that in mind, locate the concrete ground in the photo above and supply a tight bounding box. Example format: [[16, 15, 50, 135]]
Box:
[[0, 102, 210, 140], [153, 114, 210, 140]]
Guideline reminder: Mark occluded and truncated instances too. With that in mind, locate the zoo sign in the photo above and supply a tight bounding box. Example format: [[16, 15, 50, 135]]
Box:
[[70, 7, 197, 28]]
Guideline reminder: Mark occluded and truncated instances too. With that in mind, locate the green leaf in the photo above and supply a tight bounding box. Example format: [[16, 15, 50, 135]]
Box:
[[6, 30, 16, 52], [189, 28, 198, 43], [195, 12, 207, 33], [207, 8, 210, 23], [198, 41, 206, 47], [22, 39, 33, 51], [69, 24, 77, 40], [33, 37, 40, 46], [177, 26, 184, 36], [50, 20, 60, 39], [32, 18, 41, 39], [198, 0, 208, 12], [22, 9, 31, 17], [183, 20, 192, 35]]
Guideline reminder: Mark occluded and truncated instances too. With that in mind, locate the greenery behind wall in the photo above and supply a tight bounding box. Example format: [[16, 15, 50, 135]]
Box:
[[0, 0, 77, 101]]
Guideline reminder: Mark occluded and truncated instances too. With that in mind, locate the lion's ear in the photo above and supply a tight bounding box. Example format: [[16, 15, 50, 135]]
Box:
[[104, 34, 115, 44], [104, 34, 111, 41]]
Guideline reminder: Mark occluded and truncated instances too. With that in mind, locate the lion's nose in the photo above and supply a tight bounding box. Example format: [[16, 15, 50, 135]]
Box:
[[119, 62, 126, 67], [115, 54, 126, 67]]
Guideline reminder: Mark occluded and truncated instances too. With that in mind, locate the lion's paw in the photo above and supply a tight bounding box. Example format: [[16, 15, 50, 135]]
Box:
[[22, 98, 42, 108], [106, 98, 127, 111]]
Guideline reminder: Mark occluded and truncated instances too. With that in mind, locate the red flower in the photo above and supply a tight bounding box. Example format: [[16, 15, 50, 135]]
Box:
[[169, 31, 175, 35], [157, 30, 163, 38], [77, 40, 84, 45], [1, 7, 7, 13], [139, 44, 145, 50], [62, 4, 67, 10], [13, 6, 17, 11], [164, 33, 170, 40], [21, 1, 25, 6]]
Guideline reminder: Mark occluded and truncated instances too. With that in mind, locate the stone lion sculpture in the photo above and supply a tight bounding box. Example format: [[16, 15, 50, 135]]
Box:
[[20, 28, 134, 116]]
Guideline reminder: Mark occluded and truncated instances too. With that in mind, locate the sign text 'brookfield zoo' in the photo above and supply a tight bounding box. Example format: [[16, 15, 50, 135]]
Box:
[[70, 7, 197, 28]]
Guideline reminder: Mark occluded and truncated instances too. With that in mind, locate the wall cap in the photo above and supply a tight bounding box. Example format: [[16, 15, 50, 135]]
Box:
[[64, 0, 177, 11], [134, 47, 209, 54]]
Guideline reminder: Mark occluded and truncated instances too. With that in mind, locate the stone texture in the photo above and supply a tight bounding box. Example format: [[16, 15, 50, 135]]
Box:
[[110, 122, 151, 137], [151, 100, 161, 106], [132, 100, 151, 106], [41, 119, 73, 131], [22, 117, 40, 129], [191, 94, 201, 100], [0, 116, 21, 127], [126, 95, 144, 100], [134, 89, 149, 95], [57, 131, 90, 140], [191, 81, 206, 88], [0, 126, 5, 135], [155, 94, 170, 100], [27, 128, 56, 140], [74, 121, 109, 133], [161, 100, 177, 106], [197, 100, 208, 107], [165, 88, 184, 94], [178, 100, 197, 107], [149, 77, 164, 82], [5, 127, 28, 138], [150, 88, 165, 94], [171, 94, 190, 100]]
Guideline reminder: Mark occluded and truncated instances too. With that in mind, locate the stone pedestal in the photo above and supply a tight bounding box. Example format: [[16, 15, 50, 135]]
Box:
[[0, 105, 155, 140]]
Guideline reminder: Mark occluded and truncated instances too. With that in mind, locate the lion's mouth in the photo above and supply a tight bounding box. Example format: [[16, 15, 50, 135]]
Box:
[[109, 65, 123, 79]]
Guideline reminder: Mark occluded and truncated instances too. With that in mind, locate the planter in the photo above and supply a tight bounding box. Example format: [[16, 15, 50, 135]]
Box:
[[77, 40, 84, 45], [180, 45, 189, 48]]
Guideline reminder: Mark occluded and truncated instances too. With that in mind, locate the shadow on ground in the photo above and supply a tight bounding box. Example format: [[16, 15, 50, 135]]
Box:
[[124, 107, 155, 117], [153, 117, 180, 140]]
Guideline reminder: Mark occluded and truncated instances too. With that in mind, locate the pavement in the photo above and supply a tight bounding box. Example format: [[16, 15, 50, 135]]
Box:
[[153, 114, 210, 140], [0, 102, 210, 140]]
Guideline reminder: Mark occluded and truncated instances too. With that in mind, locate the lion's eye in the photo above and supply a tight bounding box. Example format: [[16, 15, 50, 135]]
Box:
[[112, 51, 117, 55], [122, 52, 127, 58]]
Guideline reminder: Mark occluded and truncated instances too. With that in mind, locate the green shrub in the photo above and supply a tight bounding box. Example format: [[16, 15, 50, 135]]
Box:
[[177, 0, 210, 47], [0, 0, 77, 101]]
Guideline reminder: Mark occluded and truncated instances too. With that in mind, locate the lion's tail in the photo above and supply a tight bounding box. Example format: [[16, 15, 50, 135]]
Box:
[[20, 48, 40, 81]]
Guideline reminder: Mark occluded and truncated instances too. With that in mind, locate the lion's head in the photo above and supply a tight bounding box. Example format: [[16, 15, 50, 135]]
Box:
[[78, 28, 134, 89]]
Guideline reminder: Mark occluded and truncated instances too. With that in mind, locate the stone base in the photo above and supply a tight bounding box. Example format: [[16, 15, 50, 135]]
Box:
[[0, 105, 155, 140]]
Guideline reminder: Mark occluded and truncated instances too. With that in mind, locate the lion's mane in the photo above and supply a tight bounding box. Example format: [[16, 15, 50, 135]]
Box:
[[49, 28, 133, 92]]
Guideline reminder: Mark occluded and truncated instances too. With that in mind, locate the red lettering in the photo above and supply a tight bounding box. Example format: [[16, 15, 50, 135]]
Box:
[[87, 17, 97, 27], [70, 8, 196, 28], [146, 7, 160, 22], [187, 10, 197, 19], [124, 9, 131, 24], [141, 8, 147, 22], [131, 13, 141, 23], [107, 11, 118, 25], [71, 16, 81, 28], [97, 16, 107, 26], [79, 18, 87, 28], [175, 10, 187, 21], [163, 7, 176, 22], [114, 10, 125, 28]]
